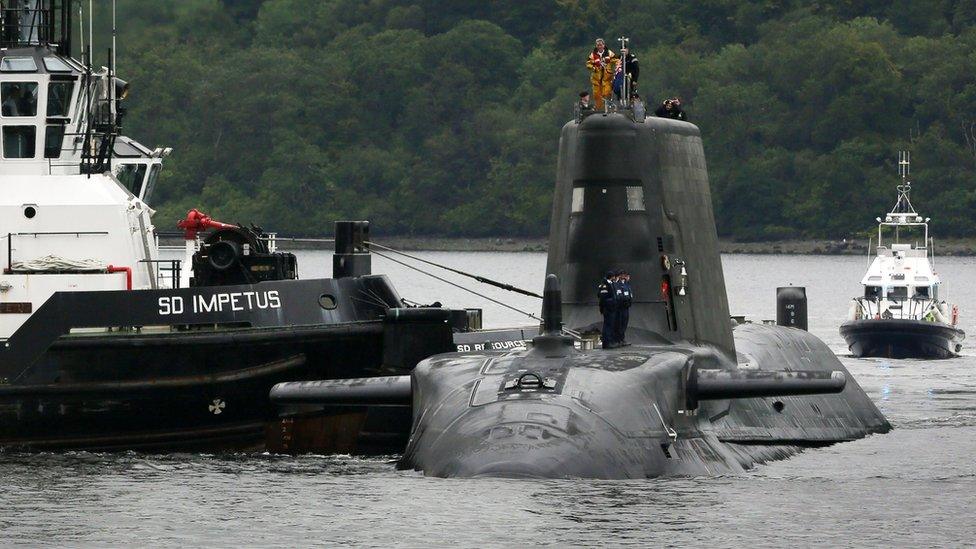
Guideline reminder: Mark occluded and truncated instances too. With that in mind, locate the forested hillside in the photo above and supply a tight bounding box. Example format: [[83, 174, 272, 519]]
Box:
[[103, 0, 976, 239]]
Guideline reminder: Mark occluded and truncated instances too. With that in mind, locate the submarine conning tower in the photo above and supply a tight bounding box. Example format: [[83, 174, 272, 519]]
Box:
[[546, 112, 735, 356]]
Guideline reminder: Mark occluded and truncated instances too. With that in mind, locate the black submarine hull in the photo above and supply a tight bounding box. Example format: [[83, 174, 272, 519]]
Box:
[[397, 323, 889, 479], [272, 111, 891, 478], [840, 318, 965, 359], [0, 277, 454, 452]]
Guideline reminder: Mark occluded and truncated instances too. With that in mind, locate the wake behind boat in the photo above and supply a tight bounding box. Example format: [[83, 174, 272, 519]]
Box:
[[840, 152, 965, 359]]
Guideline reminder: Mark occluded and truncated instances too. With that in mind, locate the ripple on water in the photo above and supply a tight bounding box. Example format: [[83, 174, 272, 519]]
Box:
[[3, 253, 976, 546]]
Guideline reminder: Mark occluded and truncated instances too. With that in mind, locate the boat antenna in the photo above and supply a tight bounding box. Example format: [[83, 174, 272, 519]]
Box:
[[112, 0, 117, 75], [892, 150, 916, 215], [78, 2, 84, 56], [110, 0, 117, 152], [88, 0, 93, 63], [617, 35, 629, 105], [898, 150, 910, 182]]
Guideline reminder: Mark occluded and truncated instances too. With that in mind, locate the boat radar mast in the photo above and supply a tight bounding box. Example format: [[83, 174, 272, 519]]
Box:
[[876, 151, 930, 249]]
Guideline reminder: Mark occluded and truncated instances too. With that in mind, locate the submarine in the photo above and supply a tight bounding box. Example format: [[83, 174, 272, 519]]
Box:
[[271, 106, 892, 478]]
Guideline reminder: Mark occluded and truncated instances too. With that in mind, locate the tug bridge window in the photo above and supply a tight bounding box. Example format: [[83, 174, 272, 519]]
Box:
[[144, 164, 162, 202], [2, 126, 35, 158], [913, 286, 930, 299], [44, 125, 65, 158], [864, 286, 881, 299], [1, 82, 38, 117], [0, 57, 38, 72], [117, 164, 148, 195], [46, 81, 73, 117]]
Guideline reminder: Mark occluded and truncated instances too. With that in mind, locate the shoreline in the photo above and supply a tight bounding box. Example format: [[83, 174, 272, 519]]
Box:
[[163, 236, 976, 255]]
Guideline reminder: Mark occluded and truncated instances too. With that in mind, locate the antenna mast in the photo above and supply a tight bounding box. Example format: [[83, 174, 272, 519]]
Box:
[[898, 150, 910, 182], [617, 36, 629, 106]]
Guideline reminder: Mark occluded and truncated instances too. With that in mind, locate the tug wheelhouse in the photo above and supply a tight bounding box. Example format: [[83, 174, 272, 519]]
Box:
[[2, 0, 163, 340]]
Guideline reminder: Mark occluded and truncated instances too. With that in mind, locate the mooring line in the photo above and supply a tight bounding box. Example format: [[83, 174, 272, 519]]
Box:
[[367, 241, 543, 299], [370, 249, 542, 322]]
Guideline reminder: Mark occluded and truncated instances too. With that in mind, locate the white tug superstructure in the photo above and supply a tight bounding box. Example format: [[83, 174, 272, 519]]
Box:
[[1, 3, 167, 340], [840, 152, 965, 359]]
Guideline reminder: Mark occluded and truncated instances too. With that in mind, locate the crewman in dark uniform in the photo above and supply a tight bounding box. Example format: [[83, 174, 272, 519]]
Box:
[[597, 270, 618, 349], [615, 270, 633, 344]]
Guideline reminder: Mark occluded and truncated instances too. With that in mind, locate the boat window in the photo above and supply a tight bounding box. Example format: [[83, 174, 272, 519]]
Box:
[[626, 186, 645, 211], [46, 82, 74, 116], [44, 125, 65, 158], [43, 57, 73, 73], [144, 164, 162, 202], [117, 164, 148, 195], [864, 286, 881, 299], [886, 286, 907, 300], [913, 286, 930, 299], [0, 57, 38, 72], [571, 187, 584, 213], [2, 125, 37, 158], [1, 82, 39, 117]]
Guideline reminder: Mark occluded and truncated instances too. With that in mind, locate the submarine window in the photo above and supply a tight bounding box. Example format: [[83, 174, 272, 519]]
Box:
[[626, 186, 645, 211], [772, 401, 785, 413], [318, 294, 338, 309], [571, 187, 584, 212], [2, 125, 36, 158]]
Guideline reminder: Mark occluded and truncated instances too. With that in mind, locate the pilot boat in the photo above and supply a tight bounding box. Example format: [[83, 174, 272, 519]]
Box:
[[0, 1, 518, 452], [840, 152, 965, 359]]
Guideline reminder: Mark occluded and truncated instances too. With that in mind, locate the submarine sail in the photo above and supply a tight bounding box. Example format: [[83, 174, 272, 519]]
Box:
[[547, 115, 734, 354]]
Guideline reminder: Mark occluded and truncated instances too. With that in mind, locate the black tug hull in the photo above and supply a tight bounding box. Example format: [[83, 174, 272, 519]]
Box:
[[0, 276, 450, 453], [0, 323, 386, 452], [840, 318, 965, 359]]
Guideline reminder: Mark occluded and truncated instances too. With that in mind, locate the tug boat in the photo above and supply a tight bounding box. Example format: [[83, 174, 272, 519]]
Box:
[[0, 1, 521, 452], [840, 152, 965, 359]]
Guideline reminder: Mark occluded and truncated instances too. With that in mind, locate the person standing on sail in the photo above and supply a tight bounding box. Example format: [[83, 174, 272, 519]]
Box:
[[586, 38, 615, 110]]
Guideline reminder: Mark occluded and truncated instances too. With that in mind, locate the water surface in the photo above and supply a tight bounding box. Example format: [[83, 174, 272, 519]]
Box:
[[2, 253, 973, 546]]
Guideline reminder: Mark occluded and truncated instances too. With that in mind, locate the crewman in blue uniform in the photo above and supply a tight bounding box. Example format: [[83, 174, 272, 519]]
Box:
[[615, 270, 633, 345], [597, 270, 618, 349]]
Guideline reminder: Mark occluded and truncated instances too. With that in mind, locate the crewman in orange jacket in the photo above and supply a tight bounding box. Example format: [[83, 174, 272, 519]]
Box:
[[586, 38, 616, 110]]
